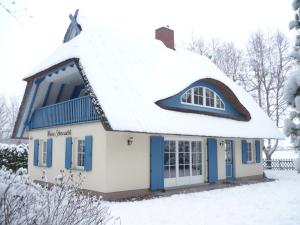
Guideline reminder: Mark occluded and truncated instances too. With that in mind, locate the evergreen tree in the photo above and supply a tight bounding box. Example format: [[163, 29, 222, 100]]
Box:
[[284, 0, 300, 171]]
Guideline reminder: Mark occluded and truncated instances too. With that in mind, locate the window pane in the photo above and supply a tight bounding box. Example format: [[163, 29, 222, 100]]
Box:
[[42, 141, 47, 165], [179, 164, 184, 177], [164, 166, 170, 178], [77, 140, 85, 167], [205, 88, 215, 107], [170, 141, 176, 152], [182, 90, 192, 103], [179, 153, 184, 164], [194, 87, 203, 105], [170, 153, 176, 165], [170, 166, 176, 178], [164, 153, 170, 165], [184, 164, 190, 176], [247, 143, 252, 162]]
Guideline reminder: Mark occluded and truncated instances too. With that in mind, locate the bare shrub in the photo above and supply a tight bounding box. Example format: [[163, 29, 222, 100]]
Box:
[[0, 168, 115, 225]]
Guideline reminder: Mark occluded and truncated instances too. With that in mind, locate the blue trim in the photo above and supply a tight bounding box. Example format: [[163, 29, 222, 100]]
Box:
[[42, 82, 53, 107], [65, 137, 72, 169], [46, 138, 53, 167], [56, 84, 65, 103], [63, 9, 82, 43], [150, 136, 164, 191], [34, 76, 45, 85], [207, 138, 218, 183], [30, 96, 100, 129], [21, 80, 41, 137], [157, 80, 241, 118], [255, 140, 261, 163], [33, 139, 39, 166], [71, 84, 85, 99], [241, 140, 248, 164], [84, 136, 93, 171]]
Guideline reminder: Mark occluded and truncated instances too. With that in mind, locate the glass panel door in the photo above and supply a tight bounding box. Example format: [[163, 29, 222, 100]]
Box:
[[192, 141, 202, 176], [164, 139, 204, 188], [225, 140, 234, 179], [178, 141, 190, 177], [164, 140, 176, 179]]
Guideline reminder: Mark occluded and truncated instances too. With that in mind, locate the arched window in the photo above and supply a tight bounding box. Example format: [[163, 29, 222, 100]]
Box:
[[181, 87, 225, 110]]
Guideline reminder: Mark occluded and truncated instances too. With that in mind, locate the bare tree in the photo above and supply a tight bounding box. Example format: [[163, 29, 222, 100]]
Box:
[[188, 37, 245, 83], [187, 31, 290, 161], [0, 0, 32, 22], [187, 35, 210, 57], [6, 96, 20, 138], [245, 31, 291, 161], [0, 96, 9, 140]]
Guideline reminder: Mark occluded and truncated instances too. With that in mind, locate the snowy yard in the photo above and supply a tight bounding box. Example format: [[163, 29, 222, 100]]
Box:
[[106, 171, 300, 225]]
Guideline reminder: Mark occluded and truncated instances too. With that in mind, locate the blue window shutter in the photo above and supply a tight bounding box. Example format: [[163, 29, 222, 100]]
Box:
[[241, 140, 247, 164], [150, 136, 164, 191], [33, 139, 39, 166], [65, 137, 72, 169], [255, 140, 261, 163], [84, 136, 93, 171], [46, 138, 53, 167], [207, 138, 218, 183]]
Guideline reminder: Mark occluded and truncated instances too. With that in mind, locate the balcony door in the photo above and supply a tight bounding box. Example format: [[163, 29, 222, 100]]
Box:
[[164, 139, 204, 188]]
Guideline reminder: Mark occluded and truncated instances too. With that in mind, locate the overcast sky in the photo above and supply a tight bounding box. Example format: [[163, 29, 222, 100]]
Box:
[[0, 0, 294, 98]]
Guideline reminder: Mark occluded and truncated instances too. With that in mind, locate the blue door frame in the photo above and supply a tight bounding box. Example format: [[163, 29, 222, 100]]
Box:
[[225, 140, 234, 180]]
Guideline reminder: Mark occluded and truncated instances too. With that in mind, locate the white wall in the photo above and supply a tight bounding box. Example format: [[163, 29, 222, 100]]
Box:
[[234, 138, 263, 178], [28, 125, 263, 194], [28, 121, 107, 192], [105, 132, 150, 192]]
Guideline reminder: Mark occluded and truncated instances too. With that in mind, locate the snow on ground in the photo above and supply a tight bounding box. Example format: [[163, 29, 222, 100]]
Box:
[[106, 171, 300, 225]]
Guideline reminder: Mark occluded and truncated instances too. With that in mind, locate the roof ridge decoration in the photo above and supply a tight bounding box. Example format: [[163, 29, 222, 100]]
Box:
[[63, 9, 82, 43]]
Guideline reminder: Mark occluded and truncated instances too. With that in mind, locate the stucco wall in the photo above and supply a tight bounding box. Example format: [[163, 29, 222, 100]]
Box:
[[217, 138, 226, 180], [234, 138, 263, 178], [28, 121, 107, 193], [28, 124, 263, 194], [105, 132, 150, 192]]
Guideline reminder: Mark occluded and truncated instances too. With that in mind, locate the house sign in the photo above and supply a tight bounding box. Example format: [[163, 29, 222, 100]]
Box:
[[47, 129, 72, 137]]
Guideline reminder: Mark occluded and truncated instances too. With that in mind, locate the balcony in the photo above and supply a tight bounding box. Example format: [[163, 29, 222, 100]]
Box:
[[30, 96, 100, 129]]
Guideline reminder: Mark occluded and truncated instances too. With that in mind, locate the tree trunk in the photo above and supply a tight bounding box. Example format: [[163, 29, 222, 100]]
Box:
[[265, 154, 272, 169]]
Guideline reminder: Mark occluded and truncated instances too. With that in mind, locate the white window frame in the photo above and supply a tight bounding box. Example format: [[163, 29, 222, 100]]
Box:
[[164, 136, 205, 188], [181, 86, 225, 110], [39, 139, 47, 167], [246, 141, 254, 163], [73, 137, 85, 170]]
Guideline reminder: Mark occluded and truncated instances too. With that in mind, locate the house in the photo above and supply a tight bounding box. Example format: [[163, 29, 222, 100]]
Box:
[[13, 10, 283, 199]]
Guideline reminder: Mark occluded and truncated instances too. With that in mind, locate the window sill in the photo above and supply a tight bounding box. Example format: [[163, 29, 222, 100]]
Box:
[[71, 166, 85, 171], [38, 164, 48, 168]]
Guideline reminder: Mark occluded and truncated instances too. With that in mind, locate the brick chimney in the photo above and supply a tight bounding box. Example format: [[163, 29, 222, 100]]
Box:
[[155, 26, 175, 50]]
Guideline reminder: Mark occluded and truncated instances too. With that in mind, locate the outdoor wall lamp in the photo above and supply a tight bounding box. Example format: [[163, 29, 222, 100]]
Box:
[[219, 140, 225, 147], [127, 137, 133, 146]]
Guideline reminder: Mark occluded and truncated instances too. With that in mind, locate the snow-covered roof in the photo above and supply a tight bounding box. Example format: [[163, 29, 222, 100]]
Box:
[[24, 16, 283, 139]]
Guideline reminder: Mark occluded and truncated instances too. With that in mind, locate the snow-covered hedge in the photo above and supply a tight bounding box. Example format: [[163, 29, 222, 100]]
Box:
[[0, 168, 114, 225], [0, 144, 28, 171]]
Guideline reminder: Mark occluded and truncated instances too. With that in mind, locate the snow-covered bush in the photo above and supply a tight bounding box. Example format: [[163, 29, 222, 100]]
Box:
[[284, 0, 300, 172], [0, 144, 28, 171], [0, 168, 114, 225]]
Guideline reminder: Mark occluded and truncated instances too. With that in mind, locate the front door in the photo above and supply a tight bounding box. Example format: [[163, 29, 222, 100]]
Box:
[[225, 140, 234, 179], [164, 139, 204, 188]]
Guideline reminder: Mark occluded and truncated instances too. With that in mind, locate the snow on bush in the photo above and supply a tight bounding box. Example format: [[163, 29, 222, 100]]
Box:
[[0, 144, 28, 171], [0, 168, 115, 225]]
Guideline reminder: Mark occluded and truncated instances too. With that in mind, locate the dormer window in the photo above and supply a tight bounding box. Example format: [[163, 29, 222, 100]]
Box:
[[181, 87, 225, 110]]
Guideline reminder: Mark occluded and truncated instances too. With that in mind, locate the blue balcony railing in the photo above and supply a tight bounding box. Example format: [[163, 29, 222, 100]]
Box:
[[30, 96, 100, 129]]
